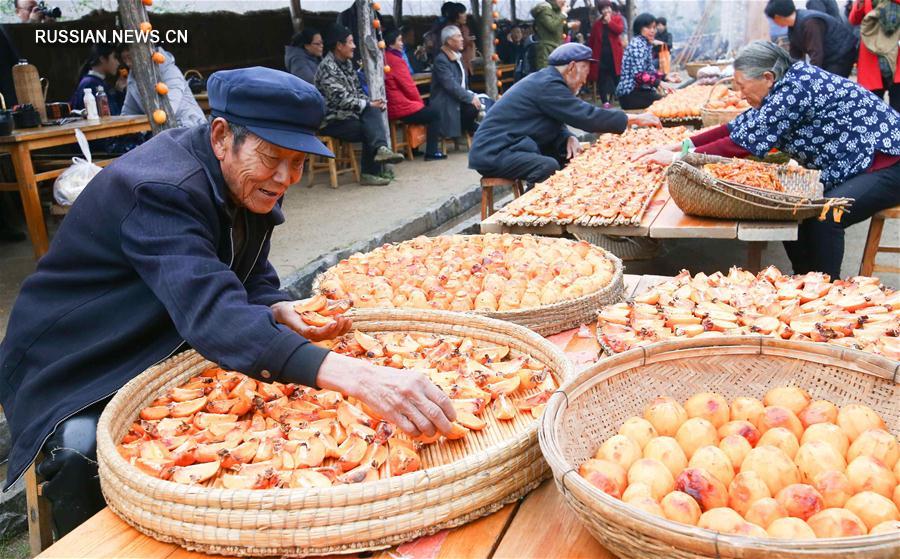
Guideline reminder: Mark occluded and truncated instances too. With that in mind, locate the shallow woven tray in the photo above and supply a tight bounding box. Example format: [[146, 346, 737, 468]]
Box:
[[539, 337, 900, 559], [98, 309, 574, 557], [686, 61, 731, 78], [668, 153, 852, 221], [315, 236, 626, 336]]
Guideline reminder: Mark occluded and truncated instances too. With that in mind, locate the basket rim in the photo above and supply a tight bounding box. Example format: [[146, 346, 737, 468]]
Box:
[[539, 336, 899, 555], [98, 308, 574, 506], [313, 235, 625, 325]]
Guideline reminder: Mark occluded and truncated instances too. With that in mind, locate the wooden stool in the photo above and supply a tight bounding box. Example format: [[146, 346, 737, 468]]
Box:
[[859, 205, 900, 276], [25, 460, 53, 555], [306, 136, 360, 189], [388, 120, 416, 161], [441, 133, 473, 154], [480, 177, 523, 220]]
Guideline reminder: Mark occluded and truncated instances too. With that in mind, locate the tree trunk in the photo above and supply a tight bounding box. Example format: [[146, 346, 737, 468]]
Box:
[[481, 0, 498, 99], [117, 0, 175, 134], [393, 0, 402, 26], [355, 0, 390, 148], [289, 0, 302, 33]]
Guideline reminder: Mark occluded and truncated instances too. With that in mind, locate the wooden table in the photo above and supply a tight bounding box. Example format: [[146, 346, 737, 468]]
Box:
[[481, 185, 798, 271], [37, 275, 669, 559], [0, 115, 152, 258]]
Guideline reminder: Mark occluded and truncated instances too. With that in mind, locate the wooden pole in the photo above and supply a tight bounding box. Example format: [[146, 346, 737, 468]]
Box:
[[481, 0, 498, 99], [355, 0, 390, 148], [511, 0, 517, 23], [394, 0, 403, 26], [117, 0, 175, 134], [289, 0, 302, 33]]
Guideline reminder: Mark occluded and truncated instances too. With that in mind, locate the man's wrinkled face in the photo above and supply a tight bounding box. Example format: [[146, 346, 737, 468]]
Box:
[[562, 60, 590, 92], [214, 122, 307, 214]]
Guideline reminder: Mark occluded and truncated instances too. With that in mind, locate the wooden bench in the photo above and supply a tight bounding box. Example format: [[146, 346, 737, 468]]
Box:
[[860, 205, 900, 276], [306, 136, 359, 189], [479, 177, 523, 220]]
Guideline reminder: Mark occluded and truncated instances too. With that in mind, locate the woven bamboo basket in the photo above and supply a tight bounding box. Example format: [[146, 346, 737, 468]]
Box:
[[686, 61, 731, 78], [98, 309, 574, 557], [539, 337, 900, 559], [700, 78, 748, 127], [668, 153, 853, 221], [314, 236, 625, 336]]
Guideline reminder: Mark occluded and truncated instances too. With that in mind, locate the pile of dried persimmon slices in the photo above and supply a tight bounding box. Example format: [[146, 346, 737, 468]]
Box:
[[120, 331, 556, 488], [497, 127, 695, 226], [703, 160, 785, 192], [597, 266, 900, 359], [316, 234, 617, 311]]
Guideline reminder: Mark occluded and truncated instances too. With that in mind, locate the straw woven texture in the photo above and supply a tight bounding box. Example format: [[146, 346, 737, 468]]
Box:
[[314, 236, 625, 336], [686, 61, 731, 78], [699, 78, 747, 127], [667, 153, 853, 221], [98, 309, 573, 557], [568, 229, 661, 262], [539, 337, 900, 559]]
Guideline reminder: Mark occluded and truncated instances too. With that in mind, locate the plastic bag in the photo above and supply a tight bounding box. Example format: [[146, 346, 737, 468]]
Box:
[[53, 128, 102, 206], [658, 44, 671, 75]]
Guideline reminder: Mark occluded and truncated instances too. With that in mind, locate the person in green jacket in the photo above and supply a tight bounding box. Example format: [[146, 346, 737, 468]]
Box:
[[531, 0, 570, 69]]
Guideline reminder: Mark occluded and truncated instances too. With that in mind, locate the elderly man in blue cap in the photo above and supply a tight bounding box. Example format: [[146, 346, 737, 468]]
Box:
[[469, 42, 660, 185], [0, 67, 456, 536]]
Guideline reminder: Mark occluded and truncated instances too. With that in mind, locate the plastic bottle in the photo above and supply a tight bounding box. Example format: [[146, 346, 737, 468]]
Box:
[[83, 88, 99, 122], [95, 86, 110, 117]]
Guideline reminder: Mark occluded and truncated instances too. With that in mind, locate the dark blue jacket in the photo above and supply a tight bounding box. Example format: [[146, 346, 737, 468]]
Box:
[[0, 125, 329, 488], [469, 67, 628, 174]]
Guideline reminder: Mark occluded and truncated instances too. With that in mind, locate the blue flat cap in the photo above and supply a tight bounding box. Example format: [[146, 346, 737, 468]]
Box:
[[547, 43, 597, 65], [208, 66, 333, 158]]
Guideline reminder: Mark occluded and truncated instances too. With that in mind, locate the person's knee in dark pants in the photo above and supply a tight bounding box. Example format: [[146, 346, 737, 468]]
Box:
[[35, 399, 109, 538], [782, 161, 900, 278]]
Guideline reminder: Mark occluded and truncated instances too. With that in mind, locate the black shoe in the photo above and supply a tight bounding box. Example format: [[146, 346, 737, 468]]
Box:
[[424, 152, 448, 161]]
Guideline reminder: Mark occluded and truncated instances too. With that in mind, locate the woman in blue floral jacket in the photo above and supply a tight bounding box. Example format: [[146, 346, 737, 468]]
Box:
[[639, 41, 900, 278], [616, 13, 675, 109]]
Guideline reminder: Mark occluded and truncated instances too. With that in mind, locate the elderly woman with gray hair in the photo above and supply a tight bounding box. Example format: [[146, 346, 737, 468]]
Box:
[[638, 41, 900, 279], [430, 25, 482, 146]]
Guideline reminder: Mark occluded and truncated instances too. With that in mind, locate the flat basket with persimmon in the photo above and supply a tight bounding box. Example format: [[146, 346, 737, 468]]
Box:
[[97, 309, 574, 557], [539, 337, 899, 559]]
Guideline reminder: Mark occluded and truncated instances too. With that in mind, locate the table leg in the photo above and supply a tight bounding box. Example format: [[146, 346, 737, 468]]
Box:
[[10, 143, 49, 258], [747, 241, 766, 272]]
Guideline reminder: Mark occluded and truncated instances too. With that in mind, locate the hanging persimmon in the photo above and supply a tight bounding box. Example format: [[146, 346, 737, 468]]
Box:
[[152, 109, 167, 125], [151, 51, 165, 64], [156, 82, 169, 95], [140, 21, 152, 33], [373, 19, 381, 29]]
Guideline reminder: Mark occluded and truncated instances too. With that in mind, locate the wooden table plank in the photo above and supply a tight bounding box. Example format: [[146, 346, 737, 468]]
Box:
[[737, 220, 798, 241], [649, 198, 738, 239], [38, 508, 151, 558], [0, 115, 149, 145], [492, 480, 617, 559]]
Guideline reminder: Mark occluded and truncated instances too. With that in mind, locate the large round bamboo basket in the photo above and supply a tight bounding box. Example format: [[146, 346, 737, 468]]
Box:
[[314, 235, 625, 336], [98, 309, 574, 557], [539, 337, 900, 559]]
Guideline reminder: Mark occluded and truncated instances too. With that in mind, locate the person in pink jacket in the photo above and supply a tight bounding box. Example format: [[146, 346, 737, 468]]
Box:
[[384, 28, 445, 160], [848, 0, 900, 110]]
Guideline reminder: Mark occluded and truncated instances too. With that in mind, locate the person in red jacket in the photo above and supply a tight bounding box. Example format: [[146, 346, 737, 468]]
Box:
[[588, 1, 625, 107], [384, 28, 445, 160], [848, 0, 900, 111]]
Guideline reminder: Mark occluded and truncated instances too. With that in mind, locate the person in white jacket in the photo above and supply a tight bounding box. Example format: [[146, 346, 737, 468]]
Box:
[[121, 46, 206, 128]]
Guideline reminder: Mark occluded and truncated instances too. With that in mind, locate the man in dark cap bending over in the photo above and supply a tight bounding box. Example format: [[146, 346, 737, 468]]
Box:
[[0, 67, 456, 537], [469, 43, 661, 185]]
